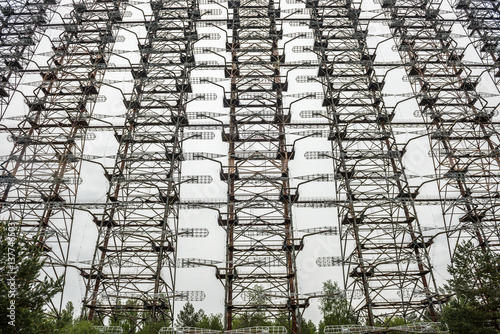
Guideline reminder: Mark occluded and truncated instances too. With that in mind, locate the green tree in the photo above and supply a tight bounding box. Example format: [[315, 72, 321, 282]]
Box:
[[54, 301, 75, 330], [196, 313, 224, 330], [318, 280, 356, 334], [109, 299, 142, 333], [441, 241, 500, 334], [57, 319, 100, 334], [442, 297, 496, 334], [300, 318, 317, 334], [245, 285, 271, 326], [49, 302, 100, 333], [138, 318, 171, 334], [176, 302, 205, 327], [108, 297, 172, 333], [0, 220, 63, 333], [232, 285, 274, 328], [232, 313, 273, 329]]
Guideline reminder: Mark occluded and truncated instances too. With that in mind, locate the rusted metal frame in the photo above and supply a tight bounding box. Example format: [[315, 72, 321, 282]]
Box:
[[452, 1, 500, 85], [388, 5, 476, 248], [356, 33, 440, 328], [387, 11, 500, 329], [277, 23, 300, 331], [310, 0, 440, 324], [83, 1, 198, 326], [37, 2, 121, 313], [0, 1, 120, 199], [0, 0, 61, 120], [351, 9, 441, 324], [383, 5, 500, 327], [226, 4, 237, 327], [309, 1, 376, 325], [221, 0, 300, 332], [383, 0, 500, 255], [0, 0, 123, 316]]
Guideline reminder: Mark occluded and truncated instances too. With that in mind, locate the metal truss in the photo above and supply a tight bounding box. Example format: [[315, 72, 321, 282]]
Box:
[[380, 0, 500, 254], [301, 0, 441, 325], [0, 0, 126, 315], [0, 0, 498, 331], [0, 0, 61, 119], [451, 0, 500, 85], [81, 0, 205, 327], [215, 0, 302, 331]]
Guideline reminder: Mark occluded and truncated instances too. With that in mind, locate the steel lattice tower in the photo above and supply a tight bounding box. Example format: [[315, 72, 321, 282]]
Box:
[[1, 0, 126, 315], [381, 0, 500, 254], [82, 0, 201, 324], [0, 0, 60, 119], [0, 0, 499, 332], [453, 0, 500, 86], [218, 0, 302, 331], [308, 0, 440, 324]]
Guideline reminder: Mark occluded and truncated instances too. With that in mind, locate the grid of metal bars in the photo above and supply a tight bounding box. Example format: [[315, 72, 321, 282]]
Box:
[[0, 0, 498, 331]]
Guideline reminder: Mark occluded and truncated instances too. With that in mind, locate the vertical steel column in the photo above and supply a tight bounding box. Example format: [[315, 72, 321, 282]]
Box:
[[381, 0, 500, 254], [82, 0, 200, 327], [0, 0, 60, 119], [308, 0, 440, 324], [452, 0, 500, 85], [0, 0, 124, 315], [219, 0, 301, 331]]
